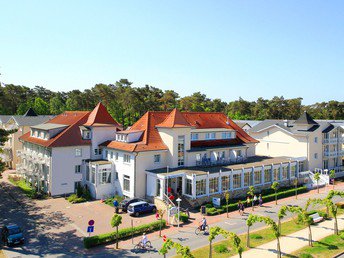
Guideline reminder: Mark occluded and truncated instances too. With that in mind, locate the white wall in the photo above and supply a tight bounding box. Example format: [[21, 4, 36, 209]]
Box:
[[91, 126, 116, 160], [51, 146, 90, 196]]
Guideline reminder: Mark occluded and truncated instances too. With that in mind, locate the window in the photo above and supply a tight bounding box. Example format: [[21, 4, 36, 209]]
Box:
[[267, 131, 270, 136], [196, 179, 206, 196], [222, 132, 231, 139], [233, 173, 241, 189], [291, 165, 296, 178], [196, 154, 201, 162], [115, 171, 119, 180], [323, 160, 328, 169], [244, 172, 251, 187], [156, 179, 161, 196], [123, 175, 130, 192], [237, 150, 242, 157], [264, 167, 271, 183], [178, 136, 185, 166], [314, 153, 318, 159], [83, 130, 91, 139], [299, 161, 304, 172], [105, 150, 108, 158], [314, 137, 318, 143], [205, 132, 216, 140], [75, 165, 81, 173], [99, 168, 111, 184], [209, 178, 218, 193], [74, 181, 82, 193], [91, 167, 96, 183], [86, 166, 90, 181], [94, 149, 101, 155], [254, 170, 261, 185], [75, 148, 82, 157], [110, 151, 113, 159], [191, 133, 199, 141], [124, 154, 131, 163], [222, 176, 229, 191], [154, 154, 161, 163], [185, 178, 192, 195], [115, 152, 119, 161], [282, 166, 288, 180], [273, 168, 279, 181]]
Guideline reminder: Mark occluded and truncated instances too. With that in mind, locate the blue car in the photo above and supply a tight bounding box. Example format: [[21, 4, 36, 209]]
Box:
[[127, 201, 157, 217], [1, 224, 24, 246]]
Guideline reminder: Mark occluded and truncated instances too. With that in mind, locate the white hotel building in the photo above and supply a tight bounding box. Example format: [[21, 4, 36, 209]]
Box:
[[18, 104, 308, 204]]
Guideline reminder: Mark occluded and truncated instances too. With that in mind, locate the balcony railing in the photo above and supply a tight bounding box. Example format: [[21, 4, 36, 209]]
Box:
[[324, 151, 338, 157], [323, 138, 338, 144], [196, 156, 246, 167]]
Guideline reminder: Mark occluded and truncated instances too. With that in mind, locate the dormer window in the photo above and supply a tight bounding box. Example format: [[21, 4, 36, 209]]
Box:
[[191, 133, 199, 141], [222, 132, 233, 139], [83, 130, 91, 140]]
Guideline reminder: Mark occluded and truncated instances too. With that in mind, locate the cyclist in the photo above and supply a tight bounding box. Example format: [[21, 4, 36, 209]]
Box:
[[199, 216, 207, 231], [141, 233, 148, 248]]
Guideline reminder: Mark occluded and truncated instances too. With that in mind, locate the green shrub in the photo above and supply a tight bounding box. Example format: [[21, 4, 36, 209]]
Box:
[[299, 254, 313, 258], [214, 244, 229, 253], [104, 195, 125, 207], [67, 194, 86, 203], [205, 203, 213, 208], [83, 219, 167, 248], [250, 234, 263, 239], [176, 212, 189, 223]]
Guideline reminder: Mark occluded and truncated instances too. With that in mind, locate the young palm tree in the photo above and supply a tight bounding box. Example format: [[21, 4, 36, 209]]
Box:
[[314, 172, 321, 193], [111, 214, 122, 249], [271, 182, 280, 205]]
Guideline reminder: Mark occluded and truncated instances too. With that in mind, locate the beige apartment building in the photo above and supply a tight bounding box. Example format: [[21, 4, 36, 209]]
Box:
[[249, 112, 344, 177]]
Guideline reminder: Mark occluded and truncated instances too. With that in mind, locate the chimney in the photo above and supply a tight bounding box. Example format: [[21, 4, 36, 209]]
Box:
[[283, 120, 289, 127]]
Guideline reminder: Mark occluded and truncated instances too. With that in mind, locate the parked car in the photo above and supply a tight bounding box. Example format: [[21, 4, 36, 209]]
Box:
[[1, 224, 24, 246], [127, 201, 157, 217], [119, 198, 145, 212]]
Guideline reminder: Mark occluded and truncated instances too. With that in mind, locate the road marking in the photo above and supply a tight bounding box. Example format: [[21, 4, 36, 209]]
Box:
[[70, 223, 87, 237], [224, 222, 235, 225]]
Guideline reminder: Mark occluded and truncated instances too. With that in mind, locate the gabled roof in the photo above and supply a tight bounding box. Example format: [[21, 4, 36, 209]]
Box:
[[84, 102, 121, 127], [0, 115, 12, 124], [10, 115, 54, 127], [294, 112, 318, 125], [156, 108, 191, 128], [20, 111, 91, 147], [102, 110, 258, 152], [23, 108, 37, 117]]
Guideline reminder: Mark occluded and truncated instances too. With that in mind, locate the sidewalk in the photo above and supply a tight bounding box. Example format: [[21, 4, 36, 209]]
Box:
[[231, 214, 344, 258]]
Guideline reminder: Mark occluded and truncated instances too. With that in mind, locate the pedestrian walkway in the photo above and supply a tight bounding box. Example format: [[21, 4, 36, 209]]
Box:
[[231, 214, 344, 258]]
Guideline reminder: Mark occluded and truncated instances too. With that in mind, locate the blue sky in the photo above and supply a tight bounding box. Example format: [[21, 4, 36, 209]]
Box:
[[0, 1, 343, 104]]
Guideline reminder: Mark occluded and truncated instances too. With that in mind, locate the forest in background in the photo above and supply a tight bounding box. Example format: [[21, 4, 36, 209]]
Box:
[[0, 79, 343, 127]]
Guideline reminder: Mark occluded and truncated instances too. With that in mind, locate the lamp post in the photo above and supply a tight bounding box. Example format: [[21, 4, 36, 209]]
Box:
[[176, 197, 181, 229]]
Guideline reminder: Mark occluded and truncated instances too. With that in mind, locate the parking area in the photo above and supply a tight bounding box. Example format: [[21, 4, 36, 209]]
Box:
[[0, 170, 157, 257]]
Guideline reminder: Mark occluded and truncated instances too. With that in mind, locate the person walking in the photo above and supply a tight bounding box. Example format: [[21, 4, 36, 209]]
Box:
[[259, 194, 263, 207], [238, 200, 244, 216], [253, 194, 258, 207], [113, 198, 119, 214], [246, 196, 251, 208]]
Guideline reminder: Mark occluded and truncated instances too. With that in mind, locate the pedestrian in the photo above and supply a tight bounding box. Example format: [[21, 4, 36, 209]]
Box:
[[259, 194, 263, 207], [238, 200, 242, 216], [246, 196, 251, 208], [113, 198, 119, 214], [253, 194, 258, 207]]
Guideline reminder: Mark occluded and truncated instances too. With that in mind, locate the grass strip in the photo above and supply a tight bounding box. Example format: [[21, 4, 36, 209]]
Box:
[[8, 177, 36, 198]]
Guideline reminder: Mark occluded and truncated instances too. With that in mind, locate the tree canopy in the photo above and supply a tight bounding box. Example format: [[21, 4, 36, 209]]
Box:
[[1, 81, 343, 127]]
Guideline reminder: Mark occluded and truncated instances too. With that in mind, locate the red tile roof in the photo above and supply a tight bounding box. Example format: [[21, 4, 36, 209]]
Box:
[[84, 102, 121, 127], [156, 108, 191, 128], [20, 111, 91, 147], [102, 110, 258, 152]]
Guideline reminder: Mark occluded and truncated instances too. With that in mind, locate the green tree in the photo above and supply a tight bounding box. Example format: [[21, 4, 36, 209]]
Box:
[[329, 170, 335, 189], [247, 186, 255, 211], [313, 172, 321, 193], [159, 238, 194, 258], [225, 191, 230, 218], [49, 96, 65, 115], [157, 209, 165, 237], [33, 97, 50, 115], [277, 206, 287, 234], [110, 214, 122, 249], [271, 182, 280, 205]]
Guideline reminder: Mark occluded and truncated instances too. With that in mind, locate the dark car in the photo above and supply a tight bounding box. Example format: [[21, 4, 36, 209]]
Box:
[[127, 201, 157, 217], [119, 198, 144, 212], [1, 224, 24, 246]]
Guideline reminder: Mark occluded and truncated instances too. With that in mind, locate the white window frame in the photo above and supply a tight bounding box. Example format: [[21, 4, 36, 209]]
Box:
[[123, 154, 131, 163], [123, 175, 130, 192], [191, 133, 199, 141], [75, 165, 81, 174], [205, 132, 216, 140], [154, 154, 161, 163]]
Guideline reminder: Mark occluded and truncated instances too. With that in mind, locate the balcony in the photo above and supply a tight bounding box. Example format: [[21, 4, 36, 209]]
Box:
[[324, 151, 338, 157], [195, 156, 246, 167], [323, 138, 338, 144]]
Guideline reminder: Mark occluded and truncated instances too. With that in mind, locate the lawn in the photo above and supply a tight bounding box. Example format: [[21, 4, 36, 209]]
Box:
[[8, 176, 36, 198], [175, 207, 344, 258], [286, 230, 344, 258]]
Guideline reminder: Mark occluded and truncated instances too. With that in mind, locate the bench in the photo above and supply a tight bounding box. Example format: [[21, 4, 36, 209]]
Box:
[[309, 213, 324, 223]]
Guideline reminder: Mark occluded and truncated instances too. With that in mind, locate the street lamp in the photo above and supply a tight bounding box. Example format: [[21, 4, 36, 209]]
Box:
[[176, 197, 182, 228]]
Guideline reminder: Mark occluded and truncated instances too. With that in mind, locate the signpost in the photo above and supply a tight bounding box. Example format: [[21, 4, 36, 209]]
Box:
[[212, 197, 221, 208], [87, 220, 95, 237]]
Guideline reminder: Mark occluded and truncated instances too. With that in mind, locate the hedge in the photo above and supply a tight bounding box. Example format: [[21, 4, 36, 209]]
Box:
[[83, 219, 167, 248], [205, 186, 308, 216]]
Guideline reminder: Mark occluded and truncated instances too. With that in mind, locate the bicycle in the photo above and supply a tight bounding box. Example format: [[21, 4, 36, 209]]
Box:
[[134, 240, 153, 251], [195, 225, 209, 235]]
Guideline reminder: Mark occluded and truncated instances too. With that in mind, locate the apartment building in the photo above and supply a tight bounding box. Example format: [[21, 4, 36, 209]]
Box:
[[249, 112, 344, 177], [18, 103, 121, 196], [0, 109, 53, 169], [100, 109, 305, 203]]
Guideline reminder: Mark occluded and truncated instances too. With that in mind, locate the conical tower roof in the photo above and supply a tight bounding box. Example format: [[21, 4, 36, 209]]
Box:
[[155, 108, 191, 128], [84, 102, 121, 127], [23, 107, 37, 117], [294, 111, 318, 125]]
